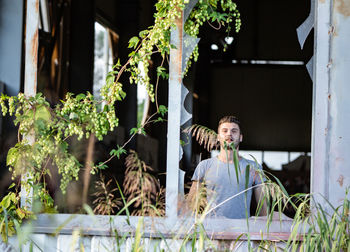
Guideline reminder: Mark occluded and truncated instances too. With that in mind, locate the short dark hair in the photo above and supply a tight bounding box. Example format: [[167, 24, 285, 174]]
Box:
[[218, 115, 242, 133]]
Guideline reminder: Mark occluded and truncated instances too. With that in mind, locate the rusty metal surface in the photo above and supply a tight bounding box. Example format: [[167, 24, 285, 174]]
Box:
[[24, 0, 39, 96]]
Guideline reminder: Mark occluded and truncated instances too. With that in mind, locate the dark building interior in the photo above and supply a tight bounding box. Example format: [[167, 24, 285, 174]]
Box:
[[0, 0, 313, 214]]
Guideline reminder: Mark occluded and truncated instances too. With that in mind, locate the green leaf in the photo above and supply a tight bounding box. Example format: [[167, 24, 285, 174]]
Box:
[[1, 220, 8, 243], [106, 72, 115, 85], [157, 66, 168, 79], [35, 105, 51, 123], [128, 51, 136, 57], [34, 118, 47, 133], [140, 127, 146, 135], [120, 90, 126, 99], [139, 30, 148, 38], [130, 127, 138, 135], [113, 59, 121, 69], [157, 66, 166, 75], [8, 183, 16, 189], [34, 93, 43, 99], [115, 146, 127, 159], [180, 140, 185, 146], [16, 208, 26, 219], [128, 36, 140, 49], [158, 105, 167, 116], [1, 93, 9, 99], [209, 0, 217, 8], [1, 196, 11, 209], [6, 147, 18, 166], [154, 117, 164, 123], [75, 93, 86, 101], [97, 163, 108, 170], [115, 181, 131, 221], [245, 165, 250, 190], [1, 192, 15, 209], [233, 148, 240, 184], [109, 149, 117, 156]]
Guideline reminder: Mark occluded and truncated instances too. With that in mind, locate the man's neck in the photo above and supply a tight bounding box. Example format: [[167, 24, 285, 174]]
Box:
[[217, 148, 240, 163]]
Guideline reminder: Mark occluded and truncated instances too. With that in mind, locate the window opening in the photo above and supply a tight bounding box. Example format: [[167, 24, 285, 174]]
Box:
[[10, 0, 319, 239], [93, 22, 113, 101], [137, 62, 150, 126], [237, 150, 263, 166], [188, 0, 314, 220]]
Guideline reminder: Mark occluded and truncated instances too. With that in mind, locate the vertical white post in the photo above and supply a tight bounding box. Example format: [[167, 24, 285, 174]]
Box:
[[312, 0, 350, 209], [166, 10, 184, 221], [326, 1, 350, 207], [21, 0, 39, 208], [311, 0, 331, 204]]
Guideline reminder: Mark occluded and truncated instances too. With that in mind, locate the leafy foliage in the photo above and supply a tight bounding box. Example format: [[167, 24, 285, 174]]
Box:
[[0, 190, 33, 242], [183, 124, 218, 151]]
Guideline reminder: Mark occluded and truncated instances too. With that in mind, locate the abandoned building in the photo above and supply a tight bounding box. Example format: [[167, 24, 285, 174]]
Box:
[[0, 0, 349, 250]]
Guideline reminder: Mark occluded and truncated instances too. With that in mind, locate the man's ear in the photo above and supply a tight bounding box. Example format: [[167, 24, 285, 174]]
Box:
[[240, 134, 243, 142]]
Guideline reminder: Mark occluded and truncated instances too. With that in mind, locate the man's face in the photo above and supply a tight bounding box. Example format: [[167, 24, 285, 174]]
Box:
[[217, 122, 242, 150]]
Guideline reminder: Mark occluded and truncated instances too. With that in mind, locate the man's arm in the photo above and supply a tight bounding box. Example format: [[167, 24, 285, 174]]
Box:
[[254, 185, 268, 216], [187, 181, 199, 211], [186, 180, 207, 214]]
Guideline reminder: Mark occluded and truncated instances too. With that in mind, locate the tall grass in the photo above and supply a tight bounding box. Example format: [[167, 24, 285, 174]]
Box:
[[286, 189, 350, 251], [2, 181, 349, 251]]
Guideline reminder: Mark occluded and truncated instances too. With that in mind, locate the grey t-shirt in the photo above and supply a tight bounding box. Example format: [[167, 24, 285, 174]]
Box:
[[191, 156, 264, 219]]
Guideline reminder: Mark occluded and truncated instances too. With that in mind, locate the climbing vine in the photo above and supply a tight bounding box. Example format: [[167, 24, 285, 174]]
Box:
[[0, 0, 241, 240]]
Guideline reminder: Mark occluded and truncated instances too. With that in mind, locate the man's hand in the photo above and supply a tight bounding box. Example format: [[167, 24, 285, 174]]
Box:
[[254, 185, 268, 216], [253, 184, 292, 221]]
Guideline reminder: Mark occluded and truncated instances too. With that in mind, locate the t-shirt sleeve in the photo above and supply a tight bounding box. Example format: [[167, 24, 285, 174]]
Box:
[[191, 160, 207, 182]]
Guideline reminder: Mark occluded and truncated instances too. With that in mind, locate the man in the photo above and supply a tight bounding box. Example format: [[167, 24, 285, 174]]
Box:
[[187, 116, 267, 219]]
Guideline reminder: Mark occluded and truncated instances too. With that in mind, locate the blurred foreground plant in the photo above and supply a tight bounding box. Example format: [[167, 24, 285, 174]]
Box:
[[0, 190, 32, 243], [287, 188, 350, 251]]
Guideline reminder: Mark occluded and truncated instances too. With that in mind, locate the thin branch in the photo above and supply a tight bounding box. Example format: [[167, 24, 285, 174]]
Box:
[[155, 56, 166, 111], [95, 111, 161, 169]]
